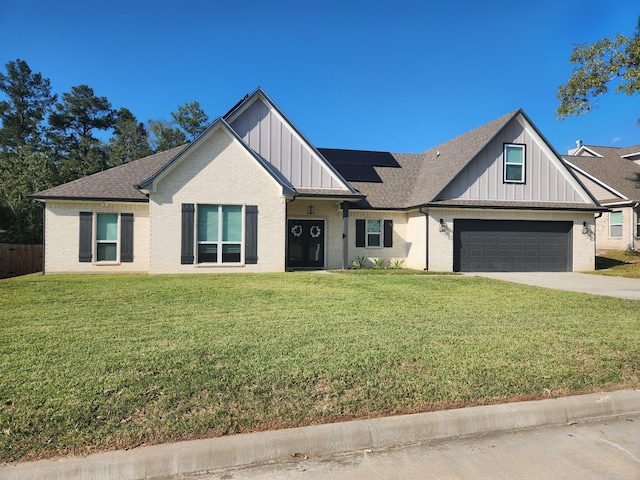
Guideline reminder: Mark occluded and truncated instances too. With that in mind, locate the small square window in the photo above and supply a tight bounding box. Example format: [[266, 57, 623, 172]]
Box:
[[610, 211, 623, 238], [367, 220, 381, 247], [504, 144, 525, 183]]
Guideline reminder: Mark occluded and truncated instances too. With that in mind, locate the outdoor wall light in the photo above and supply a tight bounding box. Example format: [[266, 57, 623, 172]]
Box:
[[582, 221, 589, 235], [307, 204, 315, 215], [439, 219, 446, 232]]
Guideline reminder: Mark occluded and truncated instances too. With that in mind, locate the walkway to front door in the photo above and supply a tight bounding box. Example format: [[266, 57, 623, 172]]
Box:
[[287, 219, 325, 269]]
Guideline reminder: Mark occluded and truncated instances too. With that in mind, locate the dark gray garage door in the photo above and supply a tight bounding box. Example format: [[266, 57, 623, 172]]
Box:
[[453, 220, 572, 272]]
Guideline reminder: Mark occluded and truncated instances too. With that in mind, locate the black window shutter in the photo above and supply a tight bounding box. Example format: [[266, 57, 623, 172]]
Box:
[[384, 220, 393, 248], [120, 213, 134, 262], [79, 212, 93, 262], [181, 203, 195, 264], [245, 205, 258, 264], [355, 219, 365, 247]]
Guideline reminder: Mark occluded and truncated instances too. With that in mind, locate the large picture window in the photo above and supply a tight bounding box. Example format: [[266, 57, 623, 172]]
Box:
[[197, 205, 242, 263], [610, 211, 622, 238], [504, 144, 525, 183], [96, 213, 118, 261]]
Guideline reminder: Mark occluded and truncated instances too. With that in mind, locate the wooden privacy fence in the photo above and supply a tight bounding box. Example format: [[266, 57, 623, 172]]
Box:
[[0, 243, 43, 279]]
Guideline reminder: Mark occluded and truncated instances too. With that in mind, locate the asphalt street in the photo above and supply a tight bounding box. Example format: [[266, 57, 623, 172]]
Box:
[[163, 414, 640, 480]]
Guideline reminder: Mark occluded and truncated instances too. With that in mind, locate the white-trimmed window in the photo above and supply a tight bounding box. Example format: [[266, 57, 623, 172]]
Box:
[[609, 211, 623, 238], [636, 208, 640, 237], [367, 219, 382, 247], [504, 144, 525, 183], [197, 205, 243, 263], [96, 213, 118, 262]]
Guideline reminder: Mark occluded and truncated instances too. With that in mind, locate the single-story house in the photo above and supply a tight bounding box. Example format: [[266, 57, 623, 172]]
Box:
[[31, 88, 604, 274], [563, 142, 640, 251]]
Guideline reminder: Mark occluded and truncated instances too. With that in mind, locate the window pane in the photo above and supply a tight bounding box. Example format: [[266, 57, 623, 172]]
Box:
[[97, 214, 118, 241], [198, 205, 218, 242], [505, 164, 523, 182], [97, 243, 117, 261], [506, 145, 523, 164], [222, 206, 242, 242], [610, 211, 622, 224], [367, 220, 381, 233], [198, 244, 217, 263], [611, 225, 622, 237], [368, 234, 381, 247], [222, 244, 241, 263]]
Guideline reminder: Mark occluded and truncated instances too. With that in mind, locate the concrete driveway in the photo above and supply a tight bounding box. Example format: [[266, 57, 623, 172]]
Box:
[[465, 272, 640, 300]]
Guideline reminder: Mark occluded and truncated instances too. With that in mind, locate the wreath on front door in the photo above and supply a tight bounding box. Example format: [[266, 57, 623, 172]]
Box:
[[291, 224, 303, 237], [310, 225, 322, 238]]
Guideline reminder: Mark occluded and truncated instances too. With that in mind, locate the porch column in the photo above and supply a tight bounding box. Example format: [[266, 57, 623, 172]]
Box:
[[341, 201, 349, 269]]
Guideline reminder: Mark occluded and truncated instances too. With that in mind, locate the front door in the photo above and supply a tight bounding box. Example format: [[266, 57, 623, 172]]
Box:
[[287, 219, 325, 269]]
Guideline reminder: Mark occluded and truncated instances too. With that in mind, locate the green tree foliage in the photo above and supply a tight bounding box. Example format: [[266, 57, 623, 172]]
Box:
[[0, 59, 57, 243], [557, 19, 640, 121], [147, 119, 187, 152], [170, 101, 210, 141], [0, 59, 56, 151], [147, 101, 210, 152], [108, 108, 152, 164], [48, 85, 116, 182], [0, 145, 55, 243]]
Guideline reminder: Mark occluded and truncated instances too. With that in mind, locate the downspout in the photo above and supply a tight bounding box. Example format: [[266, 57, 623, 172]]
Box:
[[594, 211, 603, 257], [631, 202, 639, 251], [34, 200, 45, 275], [284, 195, 297, 271], [419, 206, 429, 270]]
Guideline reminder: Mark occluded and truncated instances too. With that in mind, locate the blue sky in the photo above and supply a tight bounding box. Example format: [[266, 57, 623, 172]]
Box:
[[1, 0, 638, 155]]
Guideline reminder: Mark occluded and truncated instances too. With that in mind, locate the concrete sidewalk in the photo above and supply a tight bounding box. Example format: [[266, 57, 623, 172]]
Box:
[[174, 414, 640, 479], [466, 272, 640, 300], [2, 390, 639, 480]]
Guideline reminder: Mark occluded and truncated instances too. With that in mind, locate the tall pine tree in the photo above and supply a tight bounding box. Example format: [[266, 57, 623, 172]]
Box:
[[0, 59, 57, 243]]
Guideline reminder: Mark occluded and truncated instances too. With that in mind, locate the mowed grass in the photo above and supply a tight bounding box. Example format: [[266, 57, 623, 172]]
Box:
[[594, 250, 640, 278], [1, 272, 638, 463]]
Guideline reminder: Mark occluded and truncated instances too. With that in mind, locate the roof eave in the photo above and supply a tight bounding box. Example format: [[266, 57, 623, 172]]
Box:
[[423, 202, 607, 212], [29, 195, 149, 203]]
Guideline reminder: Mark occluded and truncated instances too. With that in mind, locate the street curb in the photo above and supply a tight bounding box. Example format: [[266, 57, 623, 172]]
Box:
[[2, 390, 639, 480]]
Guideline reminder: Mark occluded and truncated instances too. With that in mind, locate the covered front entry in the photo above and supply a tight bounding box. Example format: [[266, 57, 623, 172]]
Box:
[[287, 219, 325, 269], [453, 219, 572, 272]]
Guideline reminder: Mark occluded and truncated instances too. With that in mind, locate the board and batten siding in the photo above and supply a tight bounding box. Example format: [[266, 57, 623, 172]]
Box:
[[438, 117, 587, 203], [229, 97, 343, 189]]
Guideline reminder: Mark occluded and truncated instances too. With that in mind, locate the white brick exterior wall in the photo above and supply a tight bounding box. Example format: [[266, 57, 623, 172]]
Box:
[[43, 201, 150, 273], [148, 127, 287, 274], [595, 207, 639, 251], [347, 210, 409, 269]]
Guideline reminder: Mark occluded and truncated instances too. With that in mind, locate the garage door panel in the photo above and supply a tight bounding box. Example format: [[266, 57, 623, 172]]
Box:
[[453, 220, 572, 272]]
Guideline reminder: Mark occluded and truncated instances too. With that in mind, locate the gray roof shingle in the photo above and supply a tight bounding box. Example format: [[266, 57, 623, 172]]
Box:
[[320, 110, 519, 209], [31, 145, 187, 202], [564, 145, 640, 202]]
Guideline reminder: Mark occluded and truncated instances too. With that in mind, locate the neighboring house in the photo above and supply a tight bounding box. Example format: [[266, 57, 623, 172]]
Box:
[[31, 88, 603, 274], [563, 142, 640, 251]]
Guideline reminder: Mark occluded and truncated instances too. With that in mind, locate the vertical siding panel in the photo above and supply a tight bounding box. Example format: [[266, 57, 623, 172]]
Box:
[[260, 102, 269, 156]]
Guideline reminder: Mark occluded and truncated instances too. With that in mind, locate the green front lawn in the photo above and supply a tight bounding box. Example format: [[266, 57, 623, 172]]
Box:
[[594, 250, 640, 278], [1, 272, 638, 463]]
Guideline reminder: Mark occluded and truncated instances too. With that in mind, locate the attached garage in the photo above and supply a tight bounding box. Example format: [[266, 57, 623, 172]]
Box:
[[453, 220, 573, 272]]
